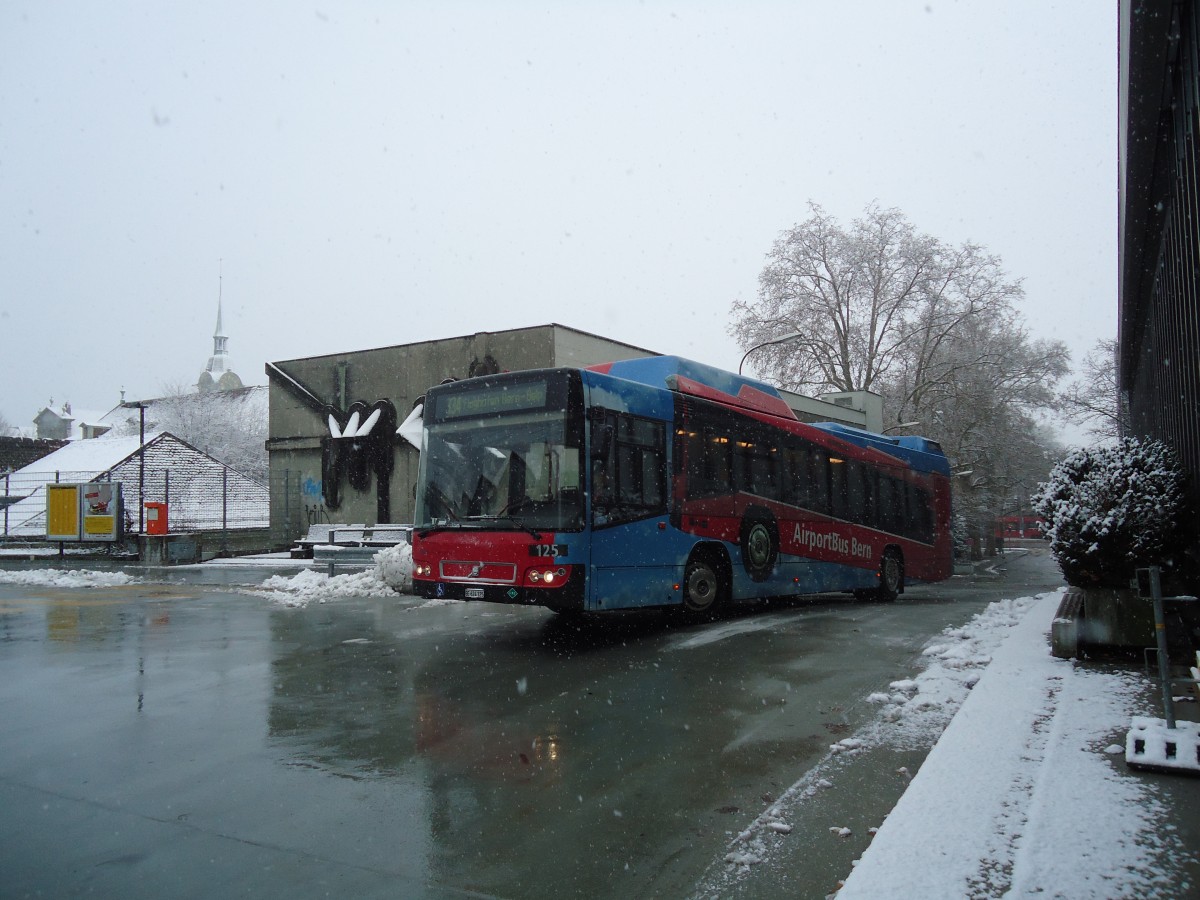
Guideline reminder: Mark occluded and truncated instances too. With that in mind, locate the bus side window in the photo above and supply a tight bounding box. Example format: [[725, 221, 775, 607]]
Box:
[[879, 475, 905, 535], [860, 465, 877, 529], [733, 439, 756, 494], [702, 429, 732, 494], [595, 412, 667, 525], [908, 484, 934, 543], [842, 459, 872, 526], [808, 448, 831, 515], [748, 444, 776, 498], [779, 445, 797, 507], [830, 456, 850, 520], [893, 478, 910, 535]]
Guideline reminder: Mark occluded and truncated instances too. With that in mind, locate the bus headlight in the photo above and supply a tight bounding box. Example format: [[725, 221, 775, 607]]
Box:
[[526, 566, 570, 586]]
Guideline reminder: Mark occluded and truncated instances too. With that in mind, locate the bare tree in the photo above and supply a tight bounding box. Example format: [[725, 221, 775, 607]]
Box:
[[731, 201, 1023, 394], [0, 410, 14, 437], [733, 202, 1070, 552], [1059, 338, 1125, 439], [108, 382, 268, 482]]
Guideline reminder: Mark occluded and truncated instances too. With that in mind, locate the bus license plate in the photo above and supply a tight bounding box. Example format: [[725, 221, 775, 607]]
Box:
[[465, 588, 484, 599]]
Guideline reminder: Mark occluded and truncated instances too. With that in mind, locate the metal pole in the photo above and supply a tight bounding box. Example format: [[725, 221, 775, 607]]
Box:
[[3, 472, 8, 537], [138, 405, 145, 534], [222, 467, 228, 554], [1146, 566, 1176, 729]]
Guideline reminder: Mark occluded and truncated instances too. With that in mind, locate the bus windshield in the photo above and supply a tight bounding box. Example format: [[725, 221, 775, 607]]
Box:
[[416, 407, 584, 533]]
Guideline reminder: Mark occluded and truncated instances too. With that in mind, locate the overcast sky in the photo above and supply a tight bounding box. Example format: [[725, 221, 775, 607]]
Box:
[[1, 1, 1116, 431]]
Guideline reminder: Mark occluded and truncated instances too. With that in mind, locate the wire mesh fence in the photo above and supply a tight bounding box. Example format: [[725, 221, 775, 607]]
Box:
[[2, 465, 269, 539]]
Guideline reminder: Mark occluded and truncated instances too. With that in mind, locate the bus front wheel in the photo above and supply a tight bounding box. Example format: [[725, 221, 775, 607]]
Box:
[[683, 557, 725, 616]]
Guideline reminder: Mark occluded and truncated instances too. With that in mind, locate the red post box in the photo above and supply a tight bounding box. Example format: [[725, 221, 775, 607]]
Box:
[[144, 502, 168, 535]]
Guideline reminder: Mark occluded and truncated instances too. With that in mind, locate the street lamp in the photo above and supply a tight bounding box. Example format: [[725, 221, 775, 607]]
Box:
[[738, 330, 803, 375], [122, 400, 148, 533], [883, 421, 921, 434]]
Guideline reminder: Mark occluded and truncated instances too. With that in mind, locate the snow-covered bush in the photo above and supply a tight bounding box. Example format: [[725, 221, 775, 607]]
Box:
[[1032, 437, 1192, 588]]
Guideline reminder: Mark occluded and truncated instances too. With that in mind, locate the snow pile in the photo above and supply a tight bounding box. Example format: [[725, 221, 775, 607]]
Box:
[[0, 568, 139, 588], [1032, 437, 1190, 587], [249, 543, 413, 607], [251, 568, 398, 606], [373, 543, 413, 593]]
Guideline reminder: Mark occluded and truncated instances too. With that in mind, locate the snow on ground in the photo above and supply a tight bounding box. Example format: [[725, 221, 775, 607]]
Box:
[[836, 590, 1188, 899], [695, 590, 1195, 899], [0, 568, 140, 587], [0, 544, 433, 609]]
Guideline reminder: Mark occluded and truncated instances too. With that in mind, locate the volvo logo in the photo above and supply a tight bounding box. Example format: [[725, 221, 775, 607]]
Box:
[[468, 563, 483, 578]]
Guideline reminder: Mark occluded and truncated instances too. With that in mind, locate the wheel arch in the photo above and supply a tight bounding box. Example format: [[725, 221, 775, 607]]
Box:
[[686, 540, 732, 584]]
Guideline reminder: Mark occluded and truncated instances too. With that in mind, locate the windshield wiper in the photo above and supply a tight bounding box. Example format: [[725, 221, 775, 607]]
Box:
[[463, 514, 542, 541], [415, 511, 475, 537]]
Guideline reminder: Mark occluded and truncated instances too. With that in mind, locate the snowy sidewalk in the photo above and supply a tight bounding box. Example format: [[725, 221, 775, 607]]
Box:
[[836, 592, 1196, 899]]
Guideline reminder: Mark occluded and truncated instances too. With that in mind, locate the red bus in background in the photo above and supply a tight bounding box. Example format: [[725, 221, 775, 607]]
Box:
[[995, 515, 1045, 540]]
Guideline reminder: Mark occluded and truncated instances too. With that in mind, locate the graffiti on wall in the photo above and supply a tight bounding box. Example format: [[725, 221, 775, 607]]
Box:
[[321, 398, 398, 514]]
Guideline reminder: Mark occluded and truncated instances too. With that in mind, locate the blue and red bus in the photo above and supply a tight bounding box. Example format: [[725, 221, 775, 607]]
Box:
[[410, 356, 952, 615]]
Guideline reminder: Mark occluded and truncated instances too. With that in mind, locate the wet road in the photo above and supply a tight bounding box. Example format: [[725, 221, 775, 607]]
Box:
[[0, 549, 1064, 899]]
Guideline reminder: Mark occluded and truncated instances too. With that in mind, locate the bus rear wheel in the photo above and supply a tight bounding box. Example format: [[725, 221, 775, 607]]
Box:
[[683, 557, 724, 616], [874, 550, 904, 602]]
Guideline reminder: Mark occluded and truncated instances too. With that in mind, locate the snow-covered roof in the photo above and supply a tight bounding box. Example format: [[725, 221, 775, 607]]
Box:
[[12, 432, 162, 475]]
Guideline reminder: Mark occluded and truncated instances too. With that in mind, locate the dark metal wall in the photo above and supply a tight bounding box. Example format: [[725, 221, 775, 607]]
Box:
[[1120, 0, 1200, 513]]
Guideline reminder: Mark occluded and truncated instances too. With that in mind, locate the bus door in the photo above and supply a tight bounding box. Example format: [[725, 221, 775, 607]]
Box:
[[587, 409, 677, 610]]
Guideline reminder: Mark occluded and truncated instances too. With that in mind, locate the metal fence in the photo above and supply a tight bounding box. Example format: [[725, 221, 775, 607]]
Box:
[[1, 466, 269, 539]]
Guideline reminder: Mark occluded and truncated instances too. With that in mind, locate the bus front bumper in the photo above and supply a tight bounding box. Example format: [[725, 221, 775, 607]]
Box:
[[413, 569, 585, 612]]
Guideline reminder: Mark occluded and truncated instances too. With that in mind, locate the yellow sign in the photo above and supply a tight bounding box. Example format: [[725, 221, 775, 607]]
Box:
[[45, 482, 123, 542], [45, 483, 81, 540], [83, 516, 116, 536]]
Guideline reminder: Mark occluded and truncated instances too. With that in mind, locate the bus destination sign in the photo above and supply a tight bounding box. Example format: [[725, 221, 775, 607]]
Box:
[[441, 381, 549, 420]]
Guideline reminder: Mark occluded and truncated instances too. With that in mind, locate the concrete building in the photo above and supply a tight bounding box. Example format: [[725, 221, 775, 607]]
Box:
[[33, 402, 75, 441], [265, 323, 877, 547]]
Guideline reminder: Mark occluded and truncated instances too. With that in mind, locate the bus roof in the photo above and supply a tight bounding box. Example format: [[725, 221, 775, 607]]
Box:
[[809, 422, 950, 476], [587, 356, 950, 477], [587, 355, 797, 421]]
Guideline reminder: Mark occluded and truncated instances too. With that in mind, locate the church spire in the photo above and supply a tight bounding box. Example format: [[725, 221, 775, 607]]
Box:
[[198, 262, 243, 393], [211, 270, 229, 362]]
